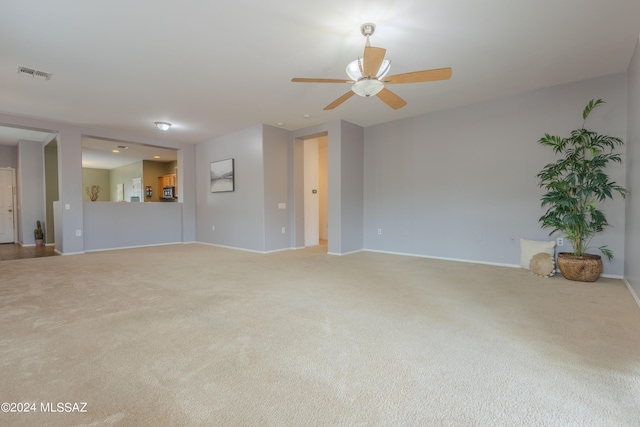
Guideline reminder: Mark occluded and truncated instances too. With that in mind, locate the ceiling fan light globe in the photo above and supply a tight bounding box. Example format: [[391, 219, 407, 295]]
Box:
[[352, 79, 384, 97], [346, 59, 391, 81], [346, 60, 361, 81]]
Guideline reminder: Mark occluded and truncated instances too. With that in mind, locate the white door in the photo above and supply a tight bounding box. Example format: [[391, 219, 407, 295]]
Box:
[[0, 168, 15, 243], [304, 139, 319, 247]]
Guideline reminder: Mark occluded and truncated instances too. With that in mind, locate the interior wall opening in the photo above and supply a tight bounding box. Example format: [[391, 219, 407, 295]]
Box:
[[303, 135, 328, 247], [81, 136, 180, 203]]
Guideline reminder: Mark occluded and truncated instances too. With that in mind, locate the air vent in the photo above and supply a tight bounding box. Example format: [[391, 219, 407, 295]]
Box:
[[17, 66, 51, 80]]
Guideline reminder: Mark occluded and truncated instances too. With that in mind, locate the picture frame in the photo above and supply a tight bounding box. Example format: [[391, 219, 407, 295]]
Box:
[[210, 158, 234, 193]]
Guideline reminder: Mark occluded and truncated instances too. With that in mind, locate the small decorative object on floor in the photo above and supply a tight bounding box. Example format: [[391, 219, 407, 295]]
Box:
[[529, 252, 556, 277], [34, 220, 44, 247], [86, 184, 100, 201], [519, 238, 555, 270]]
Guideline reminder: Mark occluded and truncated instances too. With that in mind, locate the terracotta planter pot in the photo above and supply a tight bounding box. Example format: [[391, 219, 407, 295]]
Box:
[[557, 252, 603, 282], [35, 239, 44, 247]]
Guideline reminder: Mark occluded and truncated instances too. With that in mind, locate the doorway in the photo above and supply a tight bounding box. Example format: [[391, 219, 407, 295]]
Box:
[[303, 136, 328, 247], [0, 168, 16, 243]]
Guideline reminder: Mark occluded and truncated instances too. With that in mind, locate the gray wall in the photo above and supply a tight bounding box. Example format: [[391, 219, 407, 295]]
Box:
[[263, 125, 291, 252], [625, 39, 640, 299], [83, 202, 183, 251], [338, 121, 364, 254], [17, 140, 45, 246], [292, 120, 365, 255], [44, 141, 59, 244], [110, 161, 143, 202], [196, 125, 265, 251], [0, 113, 196, 254], [0, 145, 17, 168], [364, 73, 628, 276]]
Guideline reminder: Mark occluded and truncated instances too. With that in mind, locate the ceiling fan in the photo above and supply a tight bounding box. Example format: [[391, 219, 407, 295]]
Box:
[[292, 23, 452, 110]]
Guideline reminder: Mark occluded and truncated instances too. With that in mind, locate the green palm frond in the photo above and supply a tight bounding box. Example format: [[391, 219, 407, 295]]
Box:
[[536, 99, 626, 259]]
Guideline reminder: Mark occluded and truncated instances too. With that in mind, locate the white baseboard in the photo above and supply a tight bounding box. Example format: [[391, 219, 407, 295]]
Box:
[[84, 241, 183, 253], [623, 278, 640, 309], [197, 241, 270, 254], [327, 249, 364, 256], [363, 249, 520, 269]]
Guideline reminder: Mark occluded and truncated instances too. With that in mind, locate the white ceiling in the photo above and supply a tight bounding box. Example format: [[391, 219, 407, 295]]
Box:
[[1, 0, 639, 151], [81, 136, 177, 170]]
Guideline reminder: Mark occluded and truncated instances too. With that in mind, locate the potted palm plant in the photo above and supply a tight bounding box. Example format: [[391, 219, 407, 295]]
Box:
[[537, 99, 627, 282]]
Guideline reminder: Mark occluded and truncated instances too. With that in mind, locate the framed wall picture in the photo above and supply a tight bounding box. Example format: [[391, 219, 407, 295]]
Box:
[[210, 159, 234, 193]]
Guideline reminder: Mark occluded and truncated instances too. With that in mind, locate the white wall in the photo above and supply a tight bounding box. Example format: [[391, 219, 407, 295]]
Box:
[[625, 39, 640, 299], [364, 73, 628, 275]]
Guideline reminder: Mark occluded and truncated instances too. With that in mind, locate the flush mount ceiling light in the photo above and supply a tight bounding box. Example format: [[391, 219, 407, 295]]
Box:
[[155, 122, 172, 131]]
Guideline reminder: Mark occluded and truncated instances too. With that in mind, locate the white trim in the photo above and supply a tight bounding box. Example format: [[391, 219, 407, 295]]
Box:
[[601, 273, 624, 279], [327, 249, 363, 256], [84, 241, 183, 253], [197, 242, 291, 254], [624, 278, 640, 309], [363, 249, 520, 269], [264, 247, 293, 254]]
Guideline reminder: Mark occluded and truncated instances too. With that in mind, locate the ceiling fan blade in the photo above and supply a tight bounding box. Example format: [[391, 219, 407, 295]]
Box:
[[362, 46, 386, 78], [292, 78, 353, 83], [384, 67, 452, 84], [324, 91, 355, 110], [376, 88, 407, 110]]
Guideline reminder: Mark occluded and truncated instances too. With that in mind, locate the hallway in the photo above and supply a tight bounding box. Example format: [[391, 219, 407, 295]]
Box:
[[0, 243, 58, 261]]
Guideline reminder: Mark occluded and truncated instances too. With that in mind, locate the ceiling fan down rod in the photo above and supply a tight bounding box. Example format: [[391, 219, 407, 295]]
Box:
[[360, 23, 375, 47]]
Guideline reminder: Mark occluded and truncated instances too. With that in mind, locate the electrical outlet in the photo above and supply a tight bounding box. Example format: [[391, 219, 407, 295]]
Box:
[[282, 227, 286, 234], [557, 237, 564, 247], [377, 228, 382, 235], [75, 229, 82, 236], [212, 225, 215, 231]]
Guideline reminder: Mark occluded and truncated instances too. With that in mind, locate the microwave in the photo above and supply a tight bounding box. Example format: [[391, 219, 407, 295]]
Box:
[[163, 186, 176, 199]]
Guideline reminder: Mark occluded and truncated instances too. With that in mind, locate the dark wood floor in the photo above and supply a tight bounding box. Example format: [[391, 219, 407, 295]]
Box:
[[0, 243, 58, 261]]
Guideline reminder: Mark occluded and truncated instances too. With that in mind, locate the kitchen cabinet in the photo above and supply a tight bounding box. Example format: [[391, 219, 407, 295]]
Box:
[[158, 174, 177, 198]]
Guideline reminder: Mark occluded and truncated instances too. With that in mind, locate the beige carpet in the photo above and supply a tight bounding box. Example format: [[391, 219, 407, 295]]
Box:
[[1, 244, 639, 426]]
